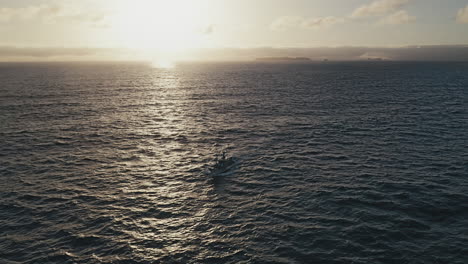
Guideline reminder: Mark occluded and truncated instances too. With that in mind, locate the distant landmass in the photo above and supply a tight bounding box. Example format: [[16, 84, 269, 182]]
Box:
[[367, 57, 384, 61], [256, 57, 311, 62]]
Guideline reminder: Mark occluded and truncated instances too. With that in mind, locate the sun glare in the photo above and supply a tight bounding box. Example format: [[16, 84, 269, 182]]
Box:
[[151, 59, 175, 69], [111, 0, 211, 60]]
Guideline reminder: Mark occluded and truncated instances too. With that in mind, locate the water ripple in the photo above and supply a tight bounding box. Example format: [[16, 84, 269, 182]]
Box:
[[0, 62, 467, 263]]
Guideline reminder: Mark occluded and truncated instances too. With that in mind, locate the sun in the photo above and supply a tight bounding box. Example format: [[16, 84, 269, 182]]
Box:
[[110, 0, 212, 59]]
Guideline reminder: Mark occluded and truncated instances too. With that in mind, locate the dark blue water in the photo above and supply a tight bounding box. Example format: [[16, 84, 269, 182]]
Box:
[[1, 62, 467, 264]]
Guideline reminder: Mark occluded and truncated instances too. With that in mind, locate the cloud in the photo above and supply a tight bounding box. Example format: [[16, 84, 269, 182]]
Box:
[[270, 16, 344, 31], [379, 10, 415, 24], [0, 3, 107, 27], [457, 5, 468, 23], [302, 16, 345, 29], [271, 0, 414, 31], [351, 0, 411, 18]]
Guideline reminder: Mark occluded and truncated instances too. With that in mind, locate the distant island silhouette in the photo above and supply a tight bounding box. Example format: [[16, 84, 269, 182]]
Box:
[[255, 57, 311, 62]]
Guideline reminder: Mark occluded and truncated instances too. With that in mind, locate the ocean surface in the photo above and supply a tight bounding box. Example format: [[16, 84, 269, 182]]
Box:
[[0, 61, 467, 264]]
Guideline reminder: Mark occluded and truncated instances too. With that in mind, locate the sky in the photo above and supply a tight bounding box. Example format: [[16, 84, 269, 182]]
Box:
[[1, 0, 468, 61]]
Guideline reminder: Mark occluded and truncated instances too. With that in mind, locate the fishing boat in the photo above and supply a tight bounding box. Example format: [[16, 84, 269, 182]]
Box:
[[208, 151, 238, 176]]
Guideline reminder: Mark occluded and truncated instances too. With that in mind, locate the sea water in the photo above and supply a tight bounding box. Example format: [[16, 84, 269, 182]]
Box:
[[0, 62, 467, 263]]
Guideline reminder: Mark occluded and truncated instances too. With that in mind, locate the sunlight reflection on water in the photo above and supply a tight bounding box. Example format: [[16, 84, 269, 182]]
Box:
[[151, 60, 176, 69]]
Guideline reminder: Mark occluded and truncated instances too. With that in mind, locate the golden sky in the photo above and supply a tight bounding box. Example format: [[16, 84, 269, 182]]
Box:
[[1, 0, 468, 61]]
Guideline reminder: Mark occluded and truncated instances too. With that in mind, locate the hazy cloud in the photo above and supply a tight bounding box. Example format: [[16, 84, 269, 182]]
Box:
[[0, 46, 97, 57], [351, 0, 411, 18], [457, 5, 468, 23], [199, 24, 215, 35], [0, 46, 131, 61], [271, 16, 344, 31], [0, 3, 107, 27], [198, 45, 468, 62], [2, 45, 468, 62], [270, 16, 304, 31], [379, 10, 416, 25], [0, 5, 54, 21]]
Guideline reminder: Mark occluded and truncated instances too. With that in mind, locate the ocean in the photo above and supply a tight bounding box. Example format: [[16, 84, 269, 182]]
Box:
[[0, 61, 467, 263]]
